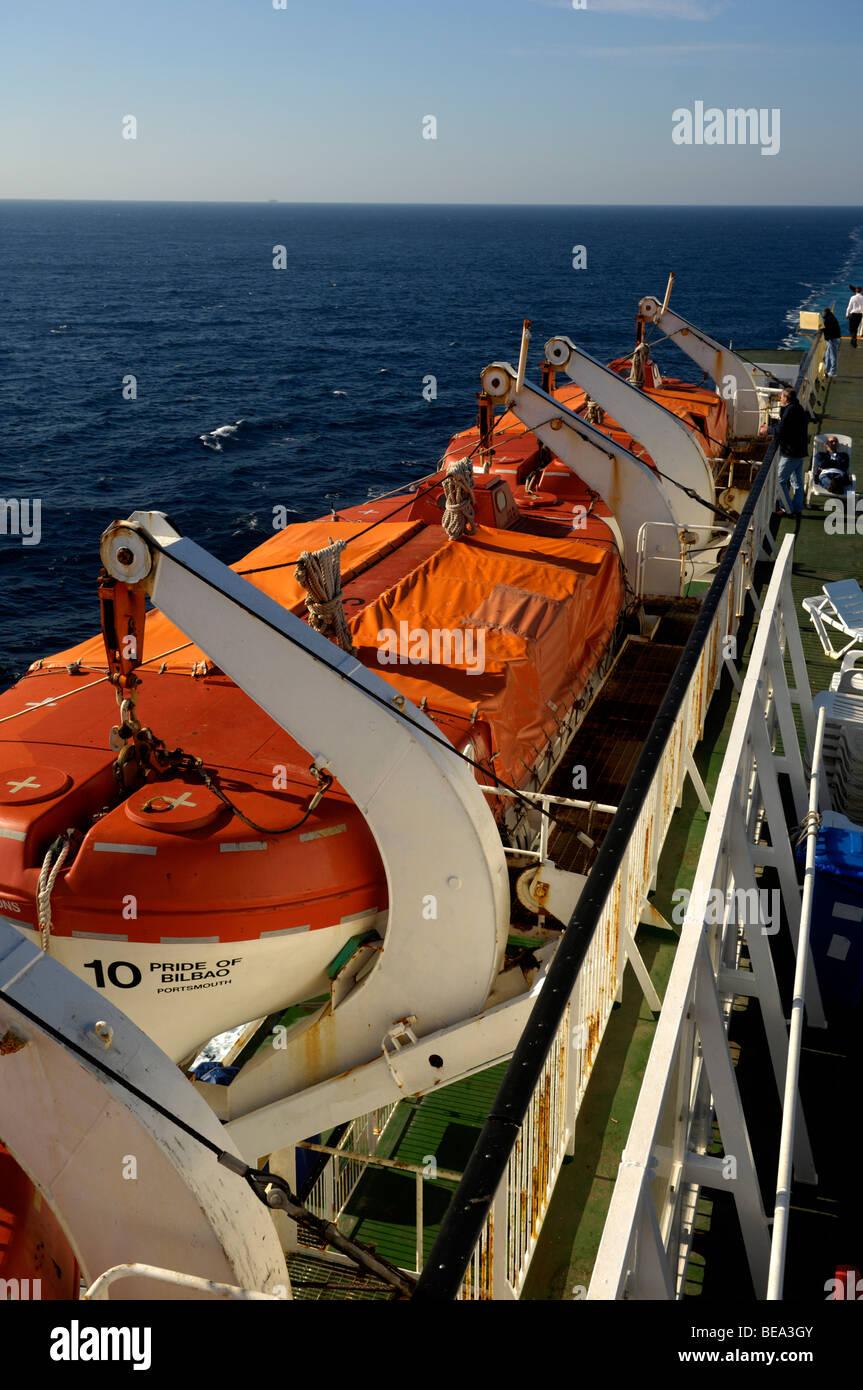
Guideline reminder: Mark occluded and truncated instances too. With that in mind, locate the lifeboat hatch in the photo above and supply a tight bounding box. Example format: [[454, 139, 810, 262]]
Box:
[[124, 779, 225, 832], [0, 767, 72, 806]]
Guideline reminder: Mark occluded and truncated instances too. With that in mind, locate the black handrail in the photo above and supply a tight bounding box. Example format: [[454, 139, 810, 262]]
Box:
[[412, 382, 798, 1299]]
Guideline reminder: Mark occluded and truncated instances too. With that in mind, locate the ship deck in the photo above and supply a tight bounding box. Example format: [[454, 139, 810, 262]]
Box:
[[287, 340, 862, 1302]]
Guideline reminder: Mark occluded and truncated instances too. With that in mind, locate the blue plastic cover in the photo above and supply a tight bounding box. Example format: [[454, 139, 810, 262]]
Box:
[[804, 823, 863, 880], [191, 1062, 239, 1086]]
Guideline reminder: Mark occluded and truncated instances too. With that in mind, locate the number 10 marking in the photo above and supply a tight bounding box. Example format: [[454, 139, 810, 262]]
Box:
[[83, 958, 142, 989]]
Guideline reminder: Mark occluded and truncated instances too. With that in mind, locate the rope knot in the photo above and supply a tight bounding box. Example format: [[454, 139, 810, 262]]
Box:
[[628, 342, 651, 389], [37, 831, 74, 952], [294, 540, 357, 654], [441, 460, 476, 541]]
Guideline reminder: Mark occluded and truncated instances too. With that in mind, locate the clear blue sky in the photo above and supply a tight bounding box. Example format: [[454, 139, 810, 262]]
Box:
[[2, 0, 860, 204]]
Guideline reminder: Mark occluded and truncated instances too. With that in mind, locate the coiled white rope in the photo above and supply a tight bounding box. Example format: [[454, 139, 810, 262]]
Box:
[[294, 539, 356, 654], [37, 835, 71, 952], [628, 342, 650, 388], [584, 396, 606, 425]]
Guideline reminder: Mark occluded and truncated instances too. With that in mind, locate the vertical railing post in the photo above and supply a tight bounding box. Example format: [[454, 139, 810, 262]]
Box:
[[322, 1145, 335, 1223], [491, 1175, 513, 1299], [692, 940, 771, 1297], [416, 1172, 424, 1274], [267, 1146, 300, 1253], [564, 984, 581, 1157]]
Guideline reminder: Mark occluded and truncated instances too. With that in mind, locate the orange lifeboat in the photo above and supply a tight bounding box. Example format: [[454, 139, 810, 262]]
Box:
[[604, 355, 728, 455], [0, 460, 624, 1059]]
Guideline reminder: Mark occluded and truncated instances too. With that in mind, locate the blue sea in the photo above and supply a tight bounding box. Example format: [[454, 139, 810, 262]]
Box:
[[1, 202, 862, 687]]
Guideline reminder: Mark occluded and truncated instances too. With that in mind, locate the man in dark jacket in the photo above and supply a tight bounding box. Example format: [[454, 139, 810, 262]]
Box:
[[761, 387, 810, 516], [823, 307, 841, 377]]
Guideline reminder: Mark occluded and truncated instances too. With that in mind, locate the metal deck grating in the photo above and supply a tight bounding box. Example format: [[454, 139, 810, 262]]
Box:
[[286, 1252, 395, 1301]]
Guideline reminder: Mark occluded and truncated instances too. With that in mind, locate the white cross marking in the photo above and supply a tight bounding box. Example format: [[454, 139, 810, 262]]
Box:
[[7, 776, 41, 794], [166, 792, 197, 809], [25, 699, 56, 710]]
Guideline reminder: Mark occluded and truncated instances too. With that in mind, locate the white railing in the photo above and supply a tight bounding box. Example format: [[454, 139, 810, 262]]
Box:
[[505, 1002, 572, 1290], [588, 534, 825, 1300], [83, 1263, 286, 1300], [298, 1102, 398, 1251], [296, 1138, 462, 1276], [766, 704, 825, 1299], [485, 786, 619, 864], [635, 521, 734, 598]]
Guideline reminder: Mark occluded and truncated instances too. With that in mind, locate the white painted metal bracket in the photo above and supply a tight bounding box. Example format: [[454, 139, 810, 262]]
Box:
[[544, 334, 717, 527], [638, 296, 774, 439], [0, 921, 288, 1299], [99, 512, 510, 1094], [478, 363, 683, 596]]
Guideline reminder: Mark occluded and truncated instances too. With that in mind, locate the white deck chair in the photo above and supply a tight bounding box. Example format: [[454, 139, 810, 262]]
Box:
[[805, 432, 854, 506], [803, 580, 863, 658], [812, 692, 863, 816], [830, 650, 863, 694]]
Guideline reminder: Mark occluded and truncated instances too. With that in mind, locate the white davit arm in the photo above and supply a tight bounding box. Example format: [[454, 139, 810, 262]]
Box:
[[544, 335, 717, 528], [0, 921, 290, 1297], [100, 512, 510, 1061], [479, 363, 682, 597], [638, 295, 773, 439]]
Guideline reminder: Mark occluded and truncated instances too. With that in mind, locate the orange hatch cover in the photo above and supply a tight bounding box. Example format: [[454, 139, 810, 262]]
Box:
[[349, 523, 623, 789]]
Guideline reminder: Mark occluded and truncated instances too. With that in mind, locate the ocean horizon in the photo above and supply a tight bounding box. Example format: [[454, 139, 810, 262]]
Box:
[[2, 201, 862, 682]]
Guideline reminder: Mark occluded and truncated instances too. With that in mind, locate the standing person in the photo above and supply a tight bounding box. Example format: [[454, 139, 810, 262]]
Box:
[[846, 286, 863, 348], [822, 306, 841, 377], [760, 387, 810, 516]]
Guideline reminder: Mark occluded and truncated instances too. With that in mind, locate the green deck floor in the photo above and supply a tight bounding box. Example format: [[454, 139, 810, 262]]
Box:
[[289, 344, 862, 1300]]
